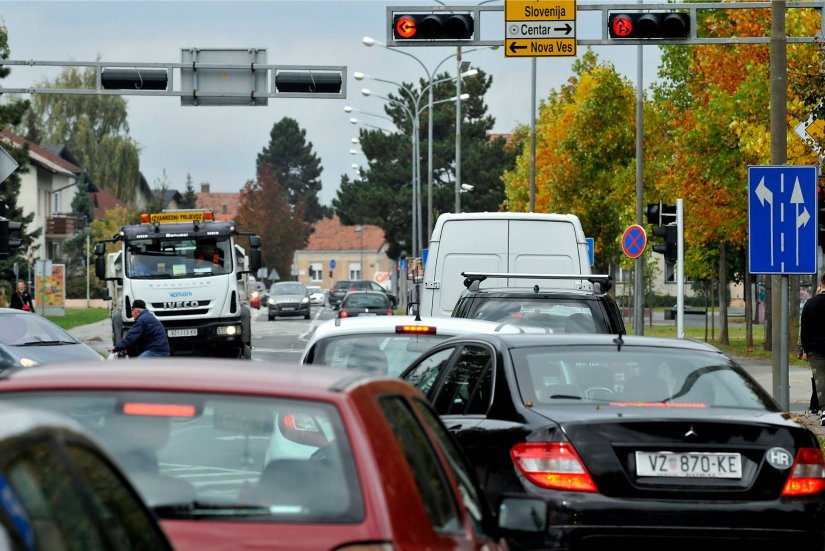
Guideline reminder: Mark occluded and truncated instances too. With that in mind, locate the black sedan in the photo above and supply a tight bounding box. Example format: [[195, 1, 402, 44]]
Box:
[[337, 291, 394, 319], [400, 333, 825, 549]]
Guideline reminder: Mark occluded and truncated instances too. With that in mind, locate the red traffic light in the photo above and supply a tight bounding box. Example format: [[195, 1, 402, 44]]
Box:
[[395, 16, 417, 39], [608, 12, 690, 39], [610, 15, 634, 38]]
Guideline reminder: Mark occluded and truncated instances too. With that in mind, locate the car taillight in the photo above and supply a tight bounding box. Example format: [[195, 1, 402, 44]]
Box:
[[511, 441, 598, 493], [387, 309, 394, 315], [782, 447, 825, 496], [340, 309, 349, 318], [278, 413, 328, 447]]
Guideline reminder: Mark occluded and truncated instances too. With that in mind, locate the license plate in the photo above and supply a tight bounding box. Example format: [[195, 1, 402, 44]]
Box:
[[167, 328, 198, 338], [360, 312, 377, 316], [282, 307, 295, 311], [635, 451, 742, 478]]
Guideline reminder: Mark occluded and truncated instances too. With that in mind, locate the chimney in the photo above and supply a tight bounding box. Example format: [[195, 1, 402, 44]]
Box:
[[201, 183, 210, 194]]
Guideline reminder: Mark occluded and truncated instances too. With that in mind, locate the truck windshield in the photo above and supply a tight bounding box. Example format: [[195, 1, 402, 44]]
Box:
[[125, 237, 233, 278]]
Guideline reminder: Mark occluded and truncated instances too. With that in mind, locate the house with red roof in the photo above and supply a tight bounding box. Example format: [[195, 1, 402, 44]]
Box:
[[195, 183, 239, 221]]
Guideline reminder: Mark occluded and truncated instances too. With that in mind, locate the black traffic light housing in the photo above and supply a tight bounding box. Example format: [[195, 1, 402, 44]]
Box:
[[645, 201, 676, 226], [273, 71, 343, 94], [608, 12, 691, 39], [393, 13, 475, 41], [652, 224, 678, 262], [101, 68, 168, 90], [0, 218, 22, 256]]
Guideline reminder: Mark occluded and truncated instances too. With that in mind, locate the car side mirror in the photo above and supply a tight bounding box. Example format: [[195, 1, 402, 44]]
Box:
[[496, 495, 547, 533]]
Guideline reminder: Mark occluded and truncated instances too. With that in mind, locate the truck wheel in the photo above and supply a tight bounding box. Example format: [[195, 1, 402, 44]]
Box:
[[242, 343, 252, 360], [268, 313, 274, 321]]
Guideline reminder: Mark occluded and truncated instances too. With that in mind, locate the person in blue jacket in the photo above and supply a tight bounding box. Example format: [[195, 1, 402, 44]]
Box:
[[109, 299, 171, 357]]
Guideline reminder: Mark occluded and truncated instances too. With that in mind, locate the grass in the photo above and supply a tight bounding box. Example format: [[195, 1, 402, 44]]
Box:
[[629, 313, 808, 368], [45, 308, 109, 330]]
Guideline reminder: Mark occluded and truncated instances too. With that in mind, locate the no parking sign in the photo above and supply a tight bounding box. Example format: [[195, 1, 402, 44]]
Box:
[[621, 225, 647, 259]]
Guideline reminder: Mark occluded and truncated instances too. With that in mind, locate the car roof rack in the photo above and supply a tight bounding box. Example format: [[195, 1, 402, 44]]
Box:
[[460, 271, 612, 293]]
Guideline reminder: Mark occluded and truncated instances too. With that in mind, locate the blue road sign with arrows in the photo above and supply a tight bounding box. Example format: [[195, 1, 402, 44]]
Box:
[[748, 165, 818, 274]]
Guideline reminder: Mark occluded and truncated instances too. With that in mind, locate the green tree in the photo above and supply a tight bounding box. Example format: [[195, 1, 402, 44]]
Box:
[[256, 117, 329, 224], [17, 64, 142, 204], [333, 68, 513, 259], [179, 173, 198, 209], [237, 164, 312, 283], [0, 24, 36, 277]]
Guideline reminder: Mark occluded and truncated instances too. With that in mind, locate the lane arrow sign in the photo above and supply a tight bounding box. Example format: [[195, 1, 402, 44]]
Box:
[[508, 41, 527, 53], [755, 176, 775, 265], [791, 176, 810, 266], [554, 23, 573, 35]]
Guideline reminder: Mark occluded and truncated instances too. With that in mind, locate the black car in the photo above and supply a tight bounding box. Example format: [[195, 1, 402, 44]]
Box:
[[400, 333, 825, 549], [451, 272, 625, 334], [329, 280, 398, 310], [336, 291, 394, 319]]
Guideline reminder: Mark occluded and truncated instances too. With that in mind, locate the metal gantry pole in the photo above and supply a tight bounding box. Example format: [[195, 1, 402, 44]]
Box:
[[455, 47, 462, 213], [633, 29, 645, 336]]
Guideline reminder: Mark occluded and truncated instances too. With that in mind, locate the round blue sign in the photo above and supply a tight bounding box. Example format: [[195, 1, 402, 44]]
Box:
[[330, 259, 336, 269], [622, 225, 647, 259]]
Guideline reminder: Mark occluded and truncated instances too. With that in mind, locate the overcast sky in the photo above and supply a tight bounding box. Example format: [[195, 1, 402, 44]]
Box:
[[0, 0, 663, 205]]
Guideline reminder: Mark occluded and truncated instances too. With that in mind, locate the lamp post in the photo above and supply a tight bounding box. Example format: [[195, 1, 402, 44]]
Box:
[[363, 37, 489, 237], [355, 225, 364, 279], [84, 224, 91, 308]]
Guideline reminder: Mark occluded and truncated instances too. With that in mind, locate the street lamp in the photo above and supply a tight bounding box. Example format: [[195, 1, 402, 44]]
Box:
[[362, 36, 491, 238]]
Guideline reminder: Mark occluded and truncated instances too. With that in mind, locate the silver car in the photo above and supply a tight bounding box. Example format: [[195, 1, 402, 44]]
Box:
[[306, 285, 327, 306], [267, 281, 311, 320]]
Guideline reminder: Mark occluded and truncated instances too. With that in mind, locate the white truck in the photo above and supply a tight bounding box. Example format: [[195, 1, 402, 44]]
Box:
[[418, 212, 594, 318], [94, 209, 262, 359]]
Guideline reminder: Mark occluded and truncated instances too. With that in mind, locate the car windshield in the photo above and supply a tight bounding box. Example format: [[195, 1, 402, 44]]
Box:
[[126, 237, 233, 278], [271, 283, 305, 295], [310, 333, 449, 377], [468, 297, 607, 333], [0, 313, 78, 346], [0, 391, 364, 523], [510, 345, 777, 409]]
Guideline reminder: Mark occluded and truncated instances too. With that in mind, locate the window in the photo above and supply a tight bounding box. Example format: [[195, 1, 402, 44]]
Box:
[[349, 263, 361, 280], [51, 191, 60, 214], [404, 348, 456, 396], [379, 396, 461, 534], [432, 345, 494, 415], [309, 263, 323, 282]]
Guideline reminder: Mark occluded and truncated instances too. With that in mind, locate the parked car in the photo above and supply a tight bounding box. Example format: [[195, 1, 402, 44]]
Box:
[[266, 281, 310, 320], [400, 333, 825, 549], [302, 315, 527, 377], [0, 401, 173, 551], [0, 360, 546, 550], [0, 308, 104, 369], [329, 280, 398, 310], [249, 281, 265, 309], [337, 291, 394, 319], [306, 285, 326, 306], [451, 272, 625, 334]]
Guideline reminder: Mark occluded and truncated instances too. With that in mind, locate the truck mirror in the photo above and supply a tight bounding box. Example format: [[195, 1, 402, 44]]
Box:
[[94, 242, 106, 256], [95, 256, 106, 279], [249, 249, 262, 272], [99, 288, 111, 301], [249, 235, 262, 248]]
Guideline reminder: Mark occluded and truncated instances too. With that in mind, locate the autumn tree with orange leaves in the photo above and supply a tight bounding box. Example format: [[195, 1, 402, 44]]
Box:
[[237, 164, 312, 282]]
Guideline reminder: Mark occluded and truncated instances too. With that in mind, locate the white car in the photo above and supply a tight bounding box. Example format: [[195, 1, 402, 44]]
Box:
[[307, 285, 327, 306], [301, 315, 528, 377]]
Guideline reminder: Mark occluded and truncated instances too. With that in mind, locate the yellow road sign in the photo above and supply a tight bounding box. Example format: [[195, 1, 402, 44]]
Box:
[[505, 0, 577, 58], [806, 118, 825, 142]]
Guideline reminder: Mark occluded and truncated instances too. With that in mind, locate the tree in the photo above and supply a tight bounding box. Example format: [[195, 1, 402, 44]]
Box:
[[179, 173, 198, 209], [237, 164, 312, 283], [502, 50, 636, 274], [333, 68, 514, 259], [0, 24, 36, 277], [256, 117, 329, 224], [16, 64, 142, 204]]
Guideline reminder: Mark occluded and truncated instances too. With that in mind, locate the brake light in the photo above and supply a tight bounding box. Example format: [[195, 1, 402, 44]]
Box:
[[387, 309, 394, 315], [340, 309, 349, 318], [279, 413, 328, 447], [395, 325, 436, 334], [122, 403, 196, 417], [511, 442, 598, 493], [782, 447, 825, 496]]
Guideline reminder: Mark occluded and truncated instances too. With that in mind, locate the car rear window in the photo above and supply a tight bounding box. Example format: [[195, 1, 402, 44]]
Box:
[[464, 297, 608, 333], [308, 334, 449, 377], [509, 345, 778, 409], [343, 294, 390, 309], [0, 391, 364, 523]]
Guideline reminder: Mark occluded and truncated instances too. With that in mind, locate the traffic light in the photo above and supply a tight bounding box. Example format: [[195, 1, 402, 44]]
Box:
[[392, 13, 475, 41], [101, 68, 168, 90], [652, 224, 677, 262], [608, 12, 691, 39], [645, 201, 676, 226], [0, 218, 22, 256], [273, 71, 343, 94]]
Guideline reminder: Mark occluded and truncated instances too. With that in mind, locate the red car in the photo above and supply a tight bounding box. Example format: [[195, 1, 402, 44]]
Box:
[[249, 282, 265, 309], [0, 360, 544, 550]]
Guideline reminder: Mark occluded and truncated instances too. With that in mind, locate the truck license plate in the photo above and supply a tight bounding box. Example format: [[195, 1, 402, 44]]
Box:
[[635, 451, 741, 478], [167, 328, 198, 338]]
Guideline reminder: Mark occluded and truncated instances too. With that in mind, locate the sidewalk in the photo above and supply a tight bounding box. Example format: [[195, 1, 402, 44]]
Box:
[[68, 318, 111, 357]]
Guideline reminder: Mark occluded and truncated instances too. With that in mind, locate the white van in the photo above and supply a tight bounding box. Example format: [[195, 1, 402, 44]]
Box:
[[419, 212, 593, 318]]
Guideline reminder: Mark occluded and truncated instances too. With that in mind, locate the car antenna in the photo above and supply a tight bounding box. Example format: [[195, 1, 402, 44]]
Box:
[[613, 331, 624, 352]]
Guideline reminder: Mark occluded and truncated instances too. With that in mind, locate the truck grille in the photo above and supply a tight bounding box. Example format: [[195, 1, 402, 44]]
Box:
[[151, 300, 211, 317]]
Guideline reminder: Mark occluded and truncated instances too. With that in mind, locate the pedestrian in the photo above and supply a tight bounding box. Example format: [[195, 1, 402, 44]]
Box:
[[800, 273, 825, 425], [108, 299, 171, 357], [10, 280, 35, 313]]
